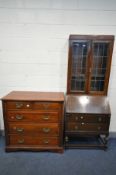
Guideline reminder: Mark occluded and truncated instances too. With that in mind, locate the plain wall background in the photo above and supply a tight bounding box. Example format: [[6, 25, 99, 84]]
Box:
[[0, 0, 116, 131]]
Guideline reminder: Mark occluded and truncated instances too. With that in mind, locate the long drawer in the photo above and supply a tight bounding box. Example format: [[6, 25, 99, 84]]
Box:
[[66, 122, 109, 132], [6, 101, 60, 110], [8, 123, 59, 136], [66, 114, 110, 123], [9, 135, 59, 146], [7, 111, 59, 122]]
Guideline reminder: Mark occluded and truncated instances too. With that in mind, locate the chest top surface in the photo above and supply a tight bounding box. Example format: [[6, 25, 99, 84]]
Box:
[[1, 91, 64, 102], [66, 95, 111, 114]]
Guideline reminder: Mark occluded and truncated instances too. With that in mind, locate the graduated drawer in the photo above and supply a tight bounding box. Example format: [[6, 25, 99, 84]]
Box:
[[9, 135, 59, 146], [5, 101, 61, 110], [33, 102, 60, 110], [66, 114, 110, 123], [7, 111, 59, 122], [8, 123, 59, 136], [66, 122, 109, 132], [5, 101, 32, 110]]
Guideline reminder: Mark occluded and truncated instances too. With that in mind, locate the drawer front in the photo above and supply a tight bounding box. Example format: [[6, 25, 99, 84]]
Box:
[[7, 111, 59, 122], [33, 102, 60, 110], [9, 123, 59, 136], [66, 114, 110, 123], [66, 122, 109, 132], [9, 135, 59, 146], [6, 101, 32, 110]]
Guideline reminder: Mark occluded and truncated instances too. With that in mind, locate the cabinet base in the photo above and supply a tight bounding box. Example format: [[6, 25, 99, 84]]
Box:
[[65, 135, 108, 150], [5, 146, 64, 153]]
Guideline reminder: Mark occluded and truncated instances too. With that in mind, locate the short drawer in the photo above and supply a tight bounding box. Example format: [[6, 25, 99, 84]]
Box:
[[33, 102, 60, 110], [6, 101, 32, 110], [8, 123, 59, 136], [9, 135, 59, 146], [7, 111, 59, 122], [66, 114, 110, 123], [66, 122, 109, 132]]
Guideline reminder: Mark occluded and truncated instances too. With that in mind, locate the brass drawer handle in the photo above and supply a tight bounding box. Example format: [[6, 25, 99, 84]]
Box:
[[42, 115, 49, 120], [16, 115, 23, 120], [16, 102, 23, 109], [81, 116, 84, 119], [16, 128, 24, 132], [42, 128, 51, 133], [65, 136, 69, 142], [18, 139, 24, 144], [81, 122, 85, 125], [43, 140, 49, 144]]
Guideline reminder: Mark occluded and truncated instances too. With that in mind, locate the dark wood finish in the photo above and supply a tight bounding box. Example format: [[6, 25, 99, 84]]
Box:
[[67, 35, 114, 95], [65, 95, 111, 149], [1, 91, 64, 153], [66, 95, 111, 114]]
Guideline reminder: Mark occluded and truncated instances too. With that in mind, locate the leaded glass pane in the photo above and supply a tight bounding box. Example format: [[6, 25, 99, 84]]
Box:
[[71, 41, 88, 92], [90, 42, 109, 91]]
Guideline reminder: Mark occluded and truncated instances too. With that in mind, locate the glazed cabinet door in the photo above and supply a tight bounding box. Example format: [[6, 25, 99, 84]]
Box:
[[89, 40, 114, 95], [67, 35, 114, 95], [67, 40, 90, 94]]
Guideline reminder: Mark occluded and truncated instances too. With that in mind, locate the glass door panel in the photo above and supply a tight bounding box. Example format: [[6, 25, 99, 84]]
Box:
[[70, 41, 89, 92], [90, 42, 109, 92]]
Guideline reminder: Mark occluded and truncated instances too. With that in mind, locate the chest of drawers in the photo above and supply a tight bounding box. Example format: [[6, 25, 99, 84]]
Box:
[[65, 95, 111, 149], [2, 91, 64, 153]]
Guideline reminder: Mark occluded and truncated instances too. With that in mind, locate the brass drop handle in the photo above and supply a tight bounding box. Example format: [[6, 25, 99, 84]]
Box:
[[43, 140, 49, 144], [16, 115, 23, 120], [16, 102, 23, 108], [16, 128, 24, 132], [18, 139, 24, 144], [42, 128, 51, 133], [42, 115, 49, 120], [65, 136, 69, 142]]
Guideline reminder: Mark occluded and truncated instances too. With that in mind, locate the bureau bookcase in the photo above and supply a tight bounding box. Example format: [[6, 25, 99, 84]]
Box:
[[65, 35, 114, 149]]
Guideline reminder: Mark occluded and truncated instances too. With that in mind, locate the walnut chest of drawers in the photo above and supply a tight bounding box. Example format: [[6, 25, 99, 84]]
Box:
[[65, 95, 111, 149], [2, 91, 64, 153]]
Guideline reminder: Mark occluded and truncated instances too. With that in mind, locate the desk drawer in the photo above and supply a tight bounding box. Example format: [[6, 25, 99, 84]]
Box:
[[9, 135, 59, 146], [66, 122, 109, 132], [66, 114, 110, 123], [7, 111, 59, 122], [33, 102, 60, 110], [6, 101, 32, 110], [9, 123, 59, 136]]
